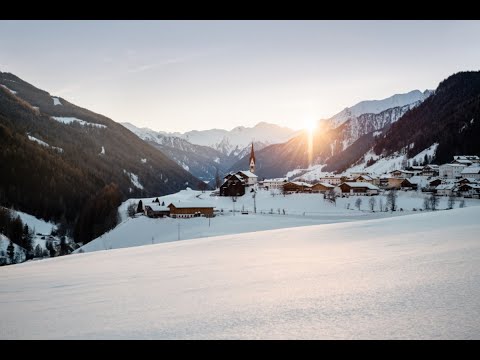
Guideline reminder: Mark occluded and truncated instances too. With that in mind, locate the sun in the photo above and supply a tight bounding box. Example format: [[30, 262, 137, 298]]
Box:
[[304, 119, 317, 134]]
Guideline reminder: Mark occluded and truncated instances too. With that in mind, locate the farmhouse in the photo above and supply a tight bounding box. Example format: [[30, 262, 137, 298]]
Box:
[[390, 169, 414, 178], [144, 204, 170, 218], [457, 183, 480, 198], [236, 170, 258, 186], [318, 176, 342, 185], [168, 202, 214, 218], [435, 184, 456, 196], [334, 182, 380, 196], [220, 174, 246, 197], [452, 155, 480, 166], [461, 165, 480, 180], [421, 164, 440, 177], [387, 177, 404, 189], [311, 182, 335, 193], [261, 178, 288, 190], [283, 181, 312, 193]]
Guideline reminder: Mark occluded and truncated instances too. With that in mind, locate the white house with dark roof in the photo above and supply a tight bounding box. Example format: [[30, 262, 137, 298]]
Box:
[[461, 165, 480, 180], [439, 163, 467, 179]]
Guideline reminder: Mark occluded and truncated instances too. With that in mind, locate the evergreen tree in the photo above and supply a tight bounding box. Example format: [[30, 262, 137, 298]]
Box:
[[59, 236, 69, 256], [21, 224, 34, 253], [136, 200, 143, 213], [34, 244, 43, 258], [7, 240, 15, 263], [161, 201, 165, 206], [215, 168, 221, 189]]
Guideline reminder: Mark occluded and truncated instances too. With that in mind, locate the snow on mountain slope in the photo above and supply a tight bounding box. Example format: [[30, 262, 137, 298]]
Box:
[[2, 206, 480, 339], [328, 89, 433, 128], [165, 122, 296, 157]]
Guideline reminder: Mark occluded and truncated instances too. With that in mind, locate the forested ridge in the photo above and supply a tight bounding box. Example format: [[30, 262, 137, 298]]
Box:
[[0, 71, 200, 244]]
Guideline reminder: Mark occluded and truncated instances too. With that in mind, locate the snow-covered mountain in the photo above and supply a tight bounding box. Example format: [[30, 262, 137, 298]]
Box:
[[230, 89, 431, 179], [173, 122, 297, 157], [327, 89, 433, 129], [122, 122, 234, 183]]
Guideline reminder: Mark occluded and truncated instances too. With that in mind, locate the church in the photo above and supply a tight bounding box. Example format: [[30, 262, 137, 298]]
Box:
[[219, 143, 258, 196]]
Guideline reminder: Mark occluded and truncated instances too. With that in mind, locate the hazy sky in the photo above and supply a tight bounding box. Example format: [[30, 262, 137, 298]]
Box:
[[1, 20, 480, 132]]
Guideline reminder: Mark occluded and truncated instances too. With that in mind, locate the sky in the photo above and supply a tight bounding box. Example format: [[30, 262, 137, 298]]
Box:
[[1, 20, 480, 133]]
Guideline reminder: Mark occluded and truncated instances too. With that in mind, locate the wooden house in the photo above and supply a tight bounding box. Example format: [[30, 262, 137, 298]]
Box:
[[334, 182, 380, 196], [311, 182, 335, 193], [220, 174, 246, 197], [168, 202, 214, 218], [144, 205, 170, 218], [282, 181, 312, 193]]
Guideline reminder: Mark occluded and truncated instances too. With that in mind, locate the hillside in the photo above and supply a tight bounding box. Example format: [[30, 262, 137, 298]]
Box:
[[231, 91, 429, 179], [374, 71, 480, 164], [0, 72, 199, 243], [2, 206, 480, 339]]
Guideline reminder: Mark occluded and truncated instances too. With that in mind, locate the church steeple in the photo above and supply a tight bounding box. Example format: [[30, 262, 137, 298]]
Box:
[[249, 142, 256, 173]]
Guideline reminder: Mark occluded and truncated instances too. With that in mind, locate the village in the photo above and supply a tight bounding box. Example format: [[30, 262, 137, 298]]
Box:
[[139, 144, 480, 220]]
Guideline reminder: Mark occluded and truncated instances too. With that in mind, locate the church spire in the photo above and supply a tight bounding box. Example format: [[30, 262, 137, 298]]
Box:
[[249, 142, 256, 173]]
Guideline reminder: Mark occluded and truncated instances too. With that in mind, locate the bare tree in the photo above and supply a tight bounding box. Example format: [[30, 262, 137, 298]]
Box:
[[325, 189, 336, 205], [127, 202, 137, 218], [423, 197, 431, 210], [429, 193, 440, 211], [369, 197, 376, 212], [386, 189, 398, 211], [447, 194, 456, 209], [215, 168, 221, 189], [198, 181, 208, 193], [379, 197, 384, 212], [459, 199, 466, 208], [355, 197, 362, 210]]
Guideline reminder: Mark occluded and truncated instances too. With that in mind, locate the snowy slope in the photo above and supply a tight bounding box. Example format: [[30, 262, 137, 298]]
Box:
[[2, 207, 480, 339], [328, 90, 433, 128], [83, 188, 480, 253]]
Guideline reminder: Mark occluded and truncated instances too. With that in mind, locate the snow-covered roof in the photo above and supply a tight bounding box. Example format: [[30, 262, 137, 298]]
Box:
[[343, 182, 380, 190], [459, 183, 480, 189], [146, 204, 170, 211], [237, 170, 258, 178], [423, 164, 439, 169], [454, 155, 479, 160], [312, 182, 335, 188], [453, 159, 473, 165], [262, 178, 288, 182], [436, 184, 456, 190], [288, 181, 312, 187], [168, 202, 214, 209], [355, 175, 373, 180], [408, 176, 429, 186], [440, 163, 467, 168], [461, 166, 480, 175]]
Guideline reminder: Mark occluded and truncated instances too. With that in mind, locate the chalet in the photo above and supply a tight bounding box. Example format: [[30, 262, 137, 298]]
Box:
[[389, 169, 414, 178], [283, 181, 312, 193], [236, 170, 257, 186], [379, 176, 390, 188], [261, 178, 288, 190], [421, 164, 439, 177], [408, 176, 429, 190], [455, 178, 474, 186], [452, 155, 480, 166], [318, 176, 342, 186], [144, 204, 170, 218], [220, 174, 246, 197], [168, 202, 214, 218], [400, 178, 417, 190], [428, 178, 442, 188], [311, 182, 335, 193], [457, 183, 480, 198], [461, 165, 480, 180], [435, 184, 456, 196], [387, 177, 404, 189], [334, 182, 380, 196], [439, 163, 466, 179], [354, 174, 380, 186]]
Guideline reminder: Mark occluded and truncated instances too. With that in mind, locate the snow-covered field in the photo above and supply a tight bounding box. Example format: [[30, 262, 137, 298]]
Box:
[[81, 189, 480, 253], [1, 206, 480, 339]]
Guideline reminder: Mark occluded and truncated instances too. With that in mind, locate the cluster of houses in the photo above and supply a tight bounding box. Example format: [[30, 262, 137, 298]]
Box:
[[278, 155, 480, 198], [217, 146, 480, 199]]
